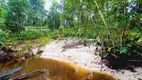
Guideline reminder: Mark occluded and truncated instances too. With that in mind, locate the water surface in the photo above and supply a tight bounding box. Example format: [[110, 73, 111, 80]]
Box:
[[0, 58, 116, 80]]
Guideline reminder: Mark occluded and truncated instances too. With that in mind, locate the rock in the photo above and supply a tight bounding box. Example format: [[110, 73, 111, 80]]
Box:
[[32, 48, 38, 55]]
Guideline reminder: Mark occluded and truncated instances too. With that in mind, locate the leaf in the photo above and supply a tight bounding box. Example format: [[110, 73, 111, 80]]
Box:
[[120, 47, 128, 54], [108, 47, 112, 52]]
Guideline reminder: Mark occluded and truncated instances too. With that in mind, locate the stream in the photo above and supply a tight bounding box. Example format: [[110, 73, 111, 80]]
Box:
[[0, 58, 116, 80]]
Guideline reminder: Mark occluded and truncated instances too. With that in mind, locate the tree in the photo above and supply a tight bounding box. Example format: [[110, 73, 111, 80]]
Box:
[[6, 0, 31, 32], [28, 0, 47, 26], [47, 0, 60, 30]]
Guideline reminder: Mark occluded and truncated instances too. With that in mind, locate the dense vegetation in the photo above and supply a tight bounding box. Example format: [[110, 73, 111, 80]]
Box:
[[0, 0, 142, 60]]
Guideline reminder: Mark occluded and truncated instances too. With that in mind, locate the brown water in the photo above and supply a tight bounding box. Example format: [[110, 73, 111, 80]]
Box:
[[0, 58, 117, 80]]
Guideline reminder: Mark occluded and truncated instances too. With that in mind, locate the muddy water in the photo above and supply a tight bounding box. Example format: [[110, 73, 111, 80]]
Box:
[[0, 58, 117, 80]]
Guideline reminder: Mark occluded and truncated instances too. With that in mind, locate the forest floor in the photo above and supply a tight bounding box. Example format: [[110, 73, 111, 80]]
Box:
[[40, 37, 142, 80]]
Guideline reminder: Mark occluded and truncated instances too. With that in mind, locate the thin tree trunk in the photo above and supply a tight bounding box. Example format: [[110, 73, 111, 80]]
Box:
[[120, 1, 126, 50], [94, 0, 116, 53]]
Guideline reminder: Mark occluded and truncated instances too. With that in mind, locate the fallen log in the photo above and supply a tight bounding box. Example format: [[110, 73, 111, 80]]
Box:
[[0, 67, 22, 78]]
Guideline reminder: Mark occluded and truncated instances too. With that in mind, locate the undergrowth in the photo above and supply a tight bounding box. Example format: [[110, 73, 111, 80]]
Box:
[[0, 27, 142, 58]]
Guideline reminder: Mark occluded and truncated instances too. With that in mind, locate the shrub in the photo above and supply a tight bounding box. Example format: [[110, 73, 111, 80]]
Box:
[[39, 37, 52, 46], [20, 30, 51, 40], [62, 28, 78, 37], [0, 29, 9, 41]]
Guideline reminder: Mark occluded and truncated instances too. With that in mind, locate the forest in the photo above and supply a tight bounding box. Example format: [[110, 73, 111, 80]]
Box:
[[0, 0, 142, 80]]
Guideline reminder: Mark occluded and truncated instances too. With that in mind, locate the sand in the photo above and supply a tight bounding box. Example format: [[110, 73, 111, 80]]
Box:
[[40, 38, 142, 80]]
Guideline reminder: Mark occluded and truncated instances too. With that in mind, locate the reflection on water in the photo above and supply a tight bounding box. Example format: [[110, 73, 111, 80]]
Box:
[[0, 58, 117, 80]]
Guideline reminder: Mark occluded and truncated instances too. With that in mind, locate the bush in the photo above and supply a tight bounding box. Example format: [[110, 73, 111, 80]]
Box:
[[114, 30, 142, 57], [62, 27, 78, 37], [39, 37, 52, 46], [62, 27, 97, 39], [0, 29, 9, 41], [20, 30, 51, 40]]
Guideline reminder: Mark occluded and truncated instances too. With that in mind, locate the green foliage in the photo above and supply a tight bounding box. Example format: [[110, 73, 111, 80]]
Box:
[[39, 37, 52, 46], [20, 30, 51, 40], [0, 29, 52, 42], [50, 29, 60, 36], [28, 0, 46, 26], [59, 26, 63, 34], [116, 30, 142, 56], [29, 0, 45, 10], [62, 26, 97, 39], [6, 0, 31, 32], [0, 29, 9, 41], [0, 0, 141, 59], [3, 0, 47, 32], [47, 1, 60, 30], [119, 47, 128, 54], [80, 27, 97, 38], [0, 7, 6, 28], [62, 28, 78, 37], [124, 30, 142, 56]]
